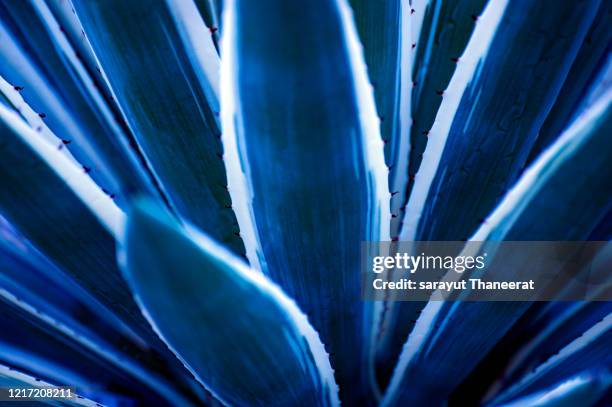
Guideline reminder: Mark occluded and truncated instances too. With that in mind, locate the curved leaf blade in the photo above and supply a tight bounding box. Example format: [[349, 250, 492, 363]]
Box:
[[0, 1, 159, 204], [527, 0, 612, 162], [221, 0, 390, 402], [381, 1, 602, 378], [397, 0, 487, 237], [401, 0, 600, 242], [383, 89, 612, 406], [120, 199, 339, 407], [490, 314, 612, 406], [0, 363, 100, 406], [0, 104, 162, 347], [349, 0, 411, 223], [72, 0, 244, 254], [492, 370, 611, 407]]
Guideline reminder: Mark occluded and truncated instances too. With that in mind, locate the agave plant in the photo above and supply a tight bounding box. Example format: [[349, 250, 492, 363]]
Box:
[[0, 0, 610, 405]]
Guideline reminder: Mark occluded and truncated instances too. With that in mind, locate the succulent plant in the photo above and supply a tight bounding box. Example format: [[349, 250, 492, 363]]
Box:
[[0, 0, 610, 406]]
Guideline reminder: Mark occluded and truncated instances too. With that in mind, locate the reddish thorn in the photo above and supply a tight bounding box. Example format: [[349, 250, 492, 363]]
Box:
[[233, 232, 241, 237], [59, 26, 65, 33], [412, 81, 418, 88], [409, 174, 416, 181], [110, 194, 116, 199], [450, 57, 460, 63], [422, 130, 430, 136], [411, 43, 416, 49], [391, 236, 399, 242], [471, 14, 479, 21], [436, 90, 444, 96], [383, 138, 389, 145], [210, 27, 219, 34], [102, 188, 110, 195], [410, 8, 415, 14], [391, 214, 398, 218], [391, 191, 400, 196], [13, 86, 24, 91], [82, 166, 91, 174], [61, 139, 71, 145], [38, 113, 46, 118]]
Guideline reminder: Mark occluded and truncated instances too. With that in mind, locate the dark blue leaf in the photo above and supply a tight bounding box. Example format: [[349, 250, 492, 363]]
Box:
[[380, 1, 602, 382], [0, 363, 101, 406], [0, 104, 158, 348], [120, 199, 339, 407], [382, 89, 612, 406], [0, 297, 171, 406], [349, 0, 411, 231], [0, 1, 158, 204], [221, 0, 390, 402], [489, 315, 612, 406], [396, 0, 487, 237], [72, 0, 244, 254], [490, 370, 611, 407], [401, 0, 600, 242], [527, 1, 612, 162], [194, 0, 221, 52], [484, 301, 612, 402], [0, 219, 201, 406]]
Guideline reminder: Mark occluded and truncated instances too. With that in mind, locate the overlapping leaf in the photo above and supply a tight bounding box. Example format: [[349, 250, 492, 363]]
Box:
[[0, 0, 157, 204], [221, 0, 390, 403], [379, 0, 602, 382], [120, 199, 339, 407], [349, 0, 411, 227], [528, 0, 612, 161], [72, 0, 244, 254], [382, 88, 612, 406]]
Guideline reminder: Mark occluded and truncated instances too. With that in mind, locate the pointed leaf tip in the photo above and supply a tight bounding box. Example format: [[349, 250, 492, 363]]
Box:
[[121, 199, 339, 407]]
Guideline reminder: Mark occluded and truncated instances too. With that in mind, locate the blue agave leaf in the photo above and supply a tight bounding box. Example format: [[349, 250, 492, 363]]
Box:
[[0, 227, 199, 406], [409, 0, 433, 64], [576, 54, 612, 117], [375, 0, 488, 377], [43, 0, 127, 115], [0, 217, 145, 345], [0, 104, 163, 348], [396, 0, 487, 237], [72, 0, 244, 255], [485, 301, 612, 401], [0, 363, 101, 406], [119, 199, 339, 407], [489, 314, 612, 406], [382, 89, 612, 406], [194, 0, 221, 52], [0, 1, 160, 205], [0, 17, 118, 200], [527, 1, 612, 162], [221, 0, 390, 402], [491, 370, 611, 407], [401, 0, 600, 242], [380, 0, 602, 380], [0, 298, 172, 406], [349, 0, 411, 225]]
